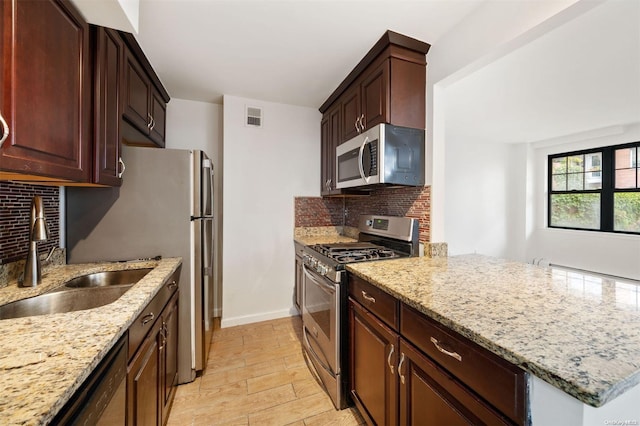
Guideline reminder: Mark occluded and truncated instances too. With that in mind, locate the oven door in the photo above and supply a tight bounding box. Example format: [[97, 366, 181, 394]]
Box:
[[301, 264, 339, 375]]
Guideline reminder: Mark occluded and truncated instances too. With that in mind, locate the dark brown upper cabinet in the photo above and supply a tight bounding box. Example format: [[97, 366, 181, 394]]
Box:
[[319, 31, 430, 196], [121, 32, 170, 148], [0, 1, 168, 185], [92, 25, 125, 186], [320, 103, 342, 196], [0, 0, 91, 183]]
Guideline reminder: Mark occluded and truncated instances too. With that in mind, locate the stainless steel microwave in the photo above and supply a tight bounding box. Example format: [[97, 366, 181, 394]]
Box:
[[336, 123, 425, 189]]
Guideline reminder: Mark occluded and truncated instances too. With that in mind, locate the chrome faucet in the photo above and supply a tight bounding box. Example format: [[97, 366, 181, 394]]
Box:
[[20, 196, 49, 287]]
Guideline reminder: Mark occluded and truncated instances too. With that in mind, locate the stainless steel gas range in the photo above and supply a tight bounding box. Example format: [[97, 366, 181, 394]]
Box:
[[300, 215, 419, 409]]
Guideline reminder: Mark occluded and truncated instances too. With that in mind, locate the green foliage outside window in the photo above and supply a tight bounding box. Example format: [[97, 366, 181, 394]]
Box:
[[550, 193, 600, 229], [550, 143, 640, 234], [614, 192, 640, 232]]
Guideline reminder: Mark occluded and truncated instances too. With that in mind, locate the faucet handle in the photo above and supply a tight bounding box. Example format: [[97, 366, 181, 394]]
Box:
[[30, 196, 49, 242]]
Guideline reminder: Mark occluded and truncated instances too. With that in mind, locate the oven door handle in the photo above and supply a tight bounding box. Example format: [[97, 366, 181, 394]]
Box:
[[302, 326, 335, 377], [303, 265, 337, 293]]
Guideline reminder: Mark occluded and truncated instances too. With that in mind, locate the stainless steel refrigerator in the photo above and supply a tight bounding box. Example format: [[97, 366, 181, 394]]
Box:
[[66, 145, 216, 384]]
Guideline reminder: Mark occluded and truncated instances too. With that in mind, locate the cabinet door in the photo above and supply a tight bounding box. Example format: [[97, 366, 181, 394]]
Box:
[[161, 294, 179, 425], [361, 60, 389, 131], [398, 339, 510, 426], [320, 103, 341, 195], [128, 325, 160, 426], [123, 47, 152, 133], [92, 26, 124, 186], [0, 0, 90, 181], [341, 86, 361, 143], [349, 299, 398, 426], [149, 88, 166, 147], [320, 115, 331, 195]]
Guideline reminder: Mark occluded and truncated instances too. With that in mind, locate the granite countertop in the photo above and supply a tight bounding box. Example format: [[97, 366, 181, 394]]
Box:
[[0, 257, 182, 425], [346, 254, 640, 408], [294, 234, 358, 246], [293, 226, 358, 246]]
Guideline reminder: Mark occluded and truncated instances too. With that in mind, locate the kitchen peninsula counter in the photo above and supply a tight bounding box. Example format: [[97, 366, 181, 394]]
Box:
[[0, 257, 182, 425], [346, 254, 640, 412]]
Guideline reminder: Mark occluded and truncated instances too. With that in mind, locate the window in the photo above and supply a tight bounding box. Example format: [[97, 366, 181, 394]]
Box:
[[548, 142, 640, 234]]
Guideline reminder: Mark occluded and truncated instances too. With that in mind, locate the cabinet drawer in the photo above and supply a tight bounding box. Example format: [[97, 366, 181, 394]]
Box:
[[399, 339, 510, 426], [129, 268, 180, 361], [349, 274, 398, 330], [400, 304, 527, 425]]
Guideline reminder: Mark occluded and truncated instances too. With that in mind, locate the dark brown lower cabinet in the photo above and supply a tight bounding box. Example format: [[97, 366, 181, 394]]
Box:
[[160, 293, 179, 423], [398, 340, 509, 425], [349, 299, 398, 426], [127, 285, 179, 426], [128, 320, 161, 425], [349, 284, 525, 426]]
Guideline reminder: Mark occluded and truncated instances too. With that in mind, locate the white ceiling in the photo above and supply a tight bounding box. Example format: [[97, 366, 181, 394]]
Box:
[[75, 0, 639, 144], [444, 0, 640, 145], [134, 0, 484, 107]]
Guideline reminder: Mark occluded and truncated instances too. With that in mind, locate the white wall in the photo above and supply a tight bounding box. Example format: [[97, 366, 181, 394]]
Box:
[[427, 0, 587, 243], [530, 375, 640, 425], [222, 95, 320, 327], [165, 98, 224, 313], [526, 124, 640, 280], [431, 0, 640, 280], [444, 139, 528, 260]]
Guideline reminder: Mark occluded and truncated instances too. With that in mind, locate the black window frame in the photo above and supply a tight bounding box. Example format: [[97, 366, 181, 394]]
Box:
[[548, 141, 640, 235]]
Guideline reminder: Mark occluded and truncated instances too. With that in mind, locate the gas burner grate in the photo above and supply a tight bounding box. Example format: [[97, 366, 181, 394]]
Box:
[[309, 244, 400, 264]]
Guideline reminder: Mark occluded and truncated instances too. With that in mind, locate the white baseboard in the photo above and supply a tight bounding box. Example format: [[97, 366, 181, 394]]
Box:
[[220, 308, 295, 328]]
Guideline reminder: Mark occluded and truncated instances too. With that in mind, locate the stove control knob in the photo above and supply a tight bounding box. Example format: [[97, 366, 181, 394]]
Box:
[[318, 263, 329, 276]]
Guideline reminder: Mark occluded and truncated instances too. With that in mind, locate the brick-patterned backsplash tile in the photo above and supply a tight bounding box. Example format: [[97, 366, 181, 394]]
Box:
[[294, 197, 344, 227], [0, 182, 59, 264], [295, 186, 431, 242]]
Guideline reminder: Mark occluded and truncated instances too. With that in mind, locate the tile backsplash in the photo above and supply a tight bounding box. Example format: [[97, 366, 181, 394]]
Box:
[[295, 185, 431, 242], [0, 182, 59, 264]]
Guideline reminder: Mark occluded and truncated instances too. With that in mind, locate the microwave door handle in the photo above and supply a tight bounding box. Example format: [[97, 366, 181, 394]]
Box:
[[358, 136, 370, 184]]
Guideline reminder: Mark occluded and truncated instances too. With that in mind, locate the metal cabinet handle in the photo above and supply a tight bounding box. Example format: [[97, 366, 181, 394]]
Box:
[[325, 179, 332, 191], [387, 344, 395, 374], [0, 110, 9, 147], [361, 290, 376, 303], [118, 157, 125, 178], [359, 114, 365, 131], [150, 116, 155, 131], [141, 313, 155, 325], [167, 280, 178, 290], [158, 325, 166, 350], [430, 337, 462, 362], [147, 114, 153, 129], [398, 352, 406, 384], [354, 117, 360, 133]]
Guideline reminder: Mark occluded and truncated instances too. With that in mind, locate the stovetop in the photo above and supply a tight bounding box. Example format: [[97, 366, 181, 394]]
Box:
[[301, 215, 419, 283], [308, 242, 401, 264]]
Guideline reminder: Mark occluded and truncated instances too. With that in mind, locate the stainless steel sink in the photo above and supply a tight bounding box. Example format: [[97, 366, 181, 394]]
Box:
[[63, 268, 152, 288], [0, 286, 133, 320], [0, 268, 153, 320]]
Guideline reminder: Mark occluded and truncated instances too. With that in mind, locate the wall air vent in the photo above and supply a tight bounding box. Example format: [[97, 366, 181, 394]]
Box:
[[246, 106, 262, 128]]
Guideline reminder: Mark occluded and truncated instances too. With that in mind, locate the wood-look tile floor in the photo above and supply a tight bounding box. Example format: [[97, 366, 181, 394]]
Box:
[[167, 315, 365, 426]]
